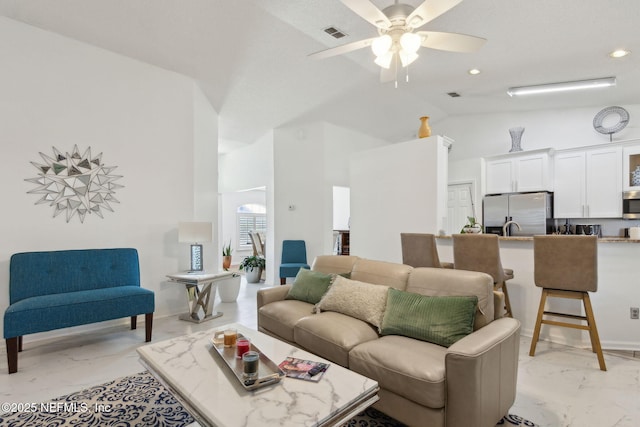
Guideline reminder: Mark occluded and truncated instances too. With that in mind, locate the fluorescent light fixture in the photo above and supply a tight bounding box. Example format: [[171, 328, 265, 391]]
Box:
[[507, 77, 616, 96]]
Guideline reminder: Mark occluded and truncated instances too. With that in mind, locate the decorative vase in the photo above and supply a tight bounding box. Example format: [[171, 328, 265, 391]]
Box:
[[245, 267, 262, 284], [222, 256, 232, 271], [462, 224, 483, 234], [508, 127, 524, 152], [418, 116, 431, 138], [218, 273, 241, 302]]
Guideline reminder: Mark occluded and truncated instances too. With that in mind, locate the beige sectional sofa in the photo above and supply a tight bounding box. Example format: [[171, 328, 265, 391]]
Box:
[[257, 255, 521, 427]]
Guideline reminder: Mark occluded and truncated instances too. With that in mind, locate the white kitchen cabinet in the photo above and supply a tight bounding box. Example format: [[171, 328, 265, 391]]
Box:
[[554, 146, 622, 218], [484, 149, 553, 194], [622, 142, 640, 191]]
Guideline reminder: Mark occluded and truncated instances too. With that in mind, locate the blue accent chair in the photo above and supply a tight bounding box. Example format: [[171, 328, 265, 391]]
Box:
[[4, 248, 155, 374], [279, 240, 310, 285]]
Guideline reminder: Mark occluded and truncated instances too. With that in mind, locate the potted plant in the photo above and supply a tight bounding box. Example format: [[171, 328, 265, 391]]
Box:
[[222, 241, 233, 271], [239, 255, 265, 283], [461, 216, 483, 234]]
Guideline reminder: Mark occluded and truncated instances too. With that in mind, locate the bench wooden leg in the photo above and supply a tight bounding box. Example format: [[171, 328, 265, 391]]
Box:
[[131, 316, 137, 330], [280, 278, 286, 285], [6, 337, 18, 374], [145, 313, 153, 342], [18, 336, 23, 352]]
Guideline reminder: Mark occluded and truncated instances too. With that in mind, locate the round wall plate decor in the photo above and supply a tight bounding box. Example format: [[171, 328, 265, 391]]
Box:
[[593, 106, 630, 140]]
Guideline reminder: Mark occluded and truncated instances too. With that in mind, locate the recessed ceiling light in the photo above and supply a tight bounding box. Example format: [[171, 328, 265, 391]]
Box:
[[609, 49, 630, 58], [468, 68, 481, 75]]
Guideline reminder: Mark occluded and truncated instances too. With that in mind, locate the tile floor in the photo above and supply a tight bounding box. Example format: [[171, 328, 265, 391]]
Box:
[[1, 277, 639, 427]]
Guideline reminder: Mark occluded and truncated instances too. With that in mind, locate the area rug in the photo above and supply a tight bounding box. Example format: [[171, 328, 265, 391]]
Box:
[[0, 372, 539, 426]]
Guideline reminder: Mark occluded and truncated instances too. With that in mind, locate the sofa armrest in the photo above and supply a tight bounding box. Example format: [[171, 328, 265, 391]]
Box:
[[445, 317, 521, 427], [257, 285, 291, 310]]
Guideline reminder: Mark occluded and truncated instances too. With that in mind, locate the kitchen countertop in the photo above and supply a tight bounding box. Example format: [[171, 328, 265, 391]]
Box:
[[436, 235, 640, 242]]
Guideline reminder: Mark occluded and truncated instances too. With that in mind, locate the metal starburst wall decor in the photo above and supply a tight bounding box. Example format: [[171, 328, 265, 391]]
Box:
[[26, 145, 123, 223]]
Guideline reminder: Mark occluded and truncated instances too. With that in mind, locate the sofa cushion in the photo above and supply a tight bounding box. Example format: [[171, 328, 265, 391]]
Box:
[[406, 267, 494, 330], [311, 255, 359, 275], [285, 268, 333, 304], [4, 286, 154, 338], [257, 300, 315, 342], [350, 259, 412, 290], [315, 275, 389, 329], [294, 312, 379, 367], [380, 288, 477, 348], [349, 335, 448, 408]]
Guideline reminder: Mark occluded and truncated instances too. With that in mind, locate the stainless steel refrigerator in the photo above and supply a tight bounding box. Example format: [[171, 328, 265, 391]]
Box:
[[483, 192, 553, 236]]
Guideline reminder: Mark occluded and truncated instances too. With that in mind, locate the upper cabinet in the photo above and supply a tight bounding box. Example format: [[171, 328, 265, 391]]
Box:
[[484, 149, 554, 195], [623, 144, 640, 191], [554, 146, 622, 218]]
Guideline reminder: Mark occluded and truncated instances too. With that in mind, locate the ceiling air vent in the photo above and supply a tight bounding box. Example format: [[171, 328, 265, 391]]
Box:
[[447, 92, 461, 98], [324, 26, 347, 39]]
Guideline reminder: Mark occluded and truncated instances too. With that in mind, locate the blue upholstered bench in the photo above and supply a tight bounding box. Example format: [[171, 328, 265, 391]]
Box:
[[3, 248, 155, 374]]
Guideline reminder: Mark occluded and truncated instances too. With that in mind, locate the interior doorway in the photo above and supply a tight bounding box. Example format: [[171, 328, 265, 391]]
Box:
[[447, 182, 476, 235]]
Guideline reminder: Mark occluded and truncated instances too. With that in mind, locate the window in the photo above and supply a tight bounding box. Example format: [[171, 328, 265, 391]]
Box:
[[237, 204, 266, 249]]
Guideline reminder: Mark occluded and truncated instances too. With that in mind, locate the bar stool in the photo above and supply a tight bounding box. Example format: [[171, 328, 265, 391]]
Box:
[[531, 235, 606, 371], [452, 233, 514, 318], [400, 233, 453, 268]]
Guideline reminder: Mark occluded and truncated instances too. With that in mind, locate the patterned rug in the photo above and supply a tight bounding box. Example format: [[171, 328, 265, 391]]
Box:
[[0, 372, 539, 426]]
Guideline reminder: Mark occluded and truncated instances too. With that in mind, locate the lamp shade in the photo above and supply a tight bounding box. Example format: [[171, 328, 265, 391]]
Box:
[[178, 222, 212, 243], [400, 32, 421, 54], [371, 35, 392, 57]]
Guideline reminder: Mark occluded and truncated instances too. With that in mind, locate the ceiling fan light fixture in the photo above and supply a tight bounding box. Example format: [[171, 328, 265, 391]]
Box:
[[399, 50, 419, 67], [374, 51, 394, 69], [400, 32, 421, 54], [507, 77, 617, 97], [371, 35, 392, 57]]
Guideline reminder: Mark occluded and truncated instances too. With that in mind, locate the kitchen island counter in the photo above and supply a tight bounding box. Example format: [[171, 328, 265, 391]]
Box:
[[436, 236, 640, 352]]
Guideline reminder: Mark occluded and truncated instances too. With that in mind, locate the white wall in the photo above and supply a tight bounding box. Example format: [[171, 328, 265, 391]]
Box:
[[332, 186, 350, 230], [0, 17, 218, 338], [350, 136, 449, 262], [270, 122, 387, 284]]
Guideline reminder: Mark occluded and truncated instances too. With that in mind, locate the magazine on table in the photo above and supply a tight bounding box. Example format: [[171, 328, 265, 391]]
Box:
[[278, 357, 330, 382]]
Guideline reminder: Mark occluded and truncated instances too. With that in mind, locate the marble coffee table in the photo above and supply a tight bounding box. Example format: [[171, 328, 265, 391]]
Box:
[[137, 322, 379, 427]]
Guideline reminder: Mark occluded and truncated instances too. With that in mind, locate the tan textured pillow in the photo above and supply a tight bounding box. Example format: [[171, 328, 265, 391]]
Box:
[[315, 275, 389, 329]]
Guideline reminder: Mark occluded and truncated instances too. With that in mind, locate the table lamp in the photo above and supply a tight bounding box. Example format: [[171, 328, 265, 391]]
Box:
[[178, 222, 212, 272]]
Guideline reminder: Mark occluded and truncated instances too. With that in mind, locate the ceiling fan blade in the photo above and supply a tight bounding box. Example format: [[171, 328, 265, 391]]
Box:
[[406, 0, 463, 29], [418, 31, 486, 53], [341, 0, 391, 29], [308, 37, 377, 60]]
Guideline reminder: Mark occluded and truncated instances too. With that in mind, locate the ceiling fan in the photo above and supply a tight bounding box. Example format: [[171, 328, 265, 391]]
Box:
[[309, 0, 486, 80]]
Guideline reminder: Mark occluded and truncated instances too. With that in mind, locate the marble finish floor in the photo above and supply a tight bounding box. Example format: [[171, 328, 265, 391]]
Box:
[[1, 277, 639, 427]]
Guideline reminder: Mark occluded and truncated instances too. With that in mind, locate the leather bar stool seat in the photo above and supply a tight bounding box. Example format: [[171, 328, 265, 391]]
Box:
[[531, 235, 606, 371], [452, 233, 514, 318]]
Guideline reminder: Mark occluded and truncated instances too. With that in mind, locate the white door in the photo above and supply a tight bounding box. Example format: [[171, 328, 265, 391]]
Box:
[[447, 183, 475, 235]]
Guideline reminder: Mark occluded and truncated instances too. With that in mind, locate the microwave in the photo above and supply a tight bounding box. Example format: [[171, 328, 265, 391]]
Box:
[[623, 191, 640, 219]]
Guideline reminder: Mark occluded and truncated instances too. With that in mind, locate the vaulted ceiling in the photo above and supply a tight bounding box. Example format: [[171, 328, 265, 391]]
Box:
[[1, 0, 638, 152]]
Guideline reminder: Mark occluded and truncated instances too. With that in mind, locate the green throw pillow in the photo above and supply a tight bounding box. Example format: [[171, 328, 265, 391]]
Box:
[[285, 268, 333, 304], [380, 288, 478, 348]]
